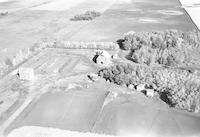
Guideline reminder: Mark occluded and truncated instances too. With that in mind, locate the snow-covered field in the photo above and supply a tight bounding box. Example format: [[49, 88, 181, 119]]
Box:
[[0, 0, 88, 11], [0, 0, 10, 2], [30, 0, 87, 11], [179, 0, 200, 5], [8, 126, 117, 137], [179, 0, 200, 30], [184, 7, 200, 30]]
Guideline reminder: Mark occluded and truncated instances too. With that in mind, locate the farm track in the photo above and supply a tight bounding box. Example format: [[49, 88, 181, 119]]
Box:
[[61, 57, 80, 76], [0, 74, 58, 136]]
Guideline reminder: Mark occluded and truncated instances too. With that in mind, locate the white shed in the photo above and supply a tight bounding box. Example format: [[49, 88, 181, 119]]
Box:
[[136, 84, 146, 92], [18, 67, 35, 81], [146, 89, 155, 97]]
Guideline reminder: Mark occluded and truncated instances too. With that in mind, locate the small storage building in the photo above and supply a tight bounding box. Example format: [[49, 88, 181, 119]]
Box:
[[18, 67, 35, 81]]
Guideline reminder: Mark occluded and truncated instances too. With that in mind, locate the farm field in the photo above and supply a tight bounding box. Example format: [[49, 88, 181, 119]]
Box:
[[20, 48, 98, 75], [8, 81, 109, 133], [6, 77, 200, 137], [1, 0, 200, 137], [0, 48, 100, 135], [93, 92, 200, 137], [0, 0, 115, 61], [0, 0, 197, 61], [69, 0, 196, 41], [1, 47, 199, 137]]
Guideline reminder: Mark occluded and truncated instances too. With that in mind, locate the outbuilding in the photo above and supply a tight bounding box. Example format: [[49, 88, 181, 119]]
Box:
[[145, 89, 155, 97], [17, 67, 35, 81]]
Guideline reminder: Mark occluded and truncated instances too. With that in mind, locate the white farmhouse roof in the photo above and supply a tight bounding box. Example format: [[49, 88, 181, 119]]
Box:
[[95, 50, 111, 66], [101, 50, 111, 60]]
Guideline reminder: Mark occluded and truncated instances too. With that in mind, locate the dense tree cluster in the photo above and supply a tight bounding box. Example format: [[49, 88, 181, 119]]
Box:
[[121, 30, 200, 67], [98, 63, 152, 86], [70, 11, 101, 21], [98, 63, 200, 112]]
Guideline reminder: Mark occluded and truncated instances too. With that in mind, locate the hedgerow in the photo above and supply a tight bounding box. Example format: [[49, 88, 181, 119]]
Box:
[[70, 11, 101, 21]]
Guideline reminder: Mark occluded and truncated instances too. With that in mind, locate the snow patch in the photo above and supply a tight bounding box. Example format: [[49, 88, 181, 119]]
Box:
[[138, 18, 160, 23], [7, 126, 117, 137], [157, 10, 183, 16], [30, 0, 87, 11]]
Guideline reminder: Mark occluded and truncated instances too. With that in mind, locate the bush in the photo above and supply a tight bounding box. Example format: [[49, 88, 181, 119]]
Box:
[[98, 63, 200, 112], [0, 11, 8, 16], [70, 10, 101, 21]]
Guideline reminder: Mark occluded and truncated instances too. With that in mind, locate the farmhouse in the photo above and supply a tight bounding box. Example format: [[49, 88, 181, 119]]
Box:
[[93, 50, 111, 66]]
